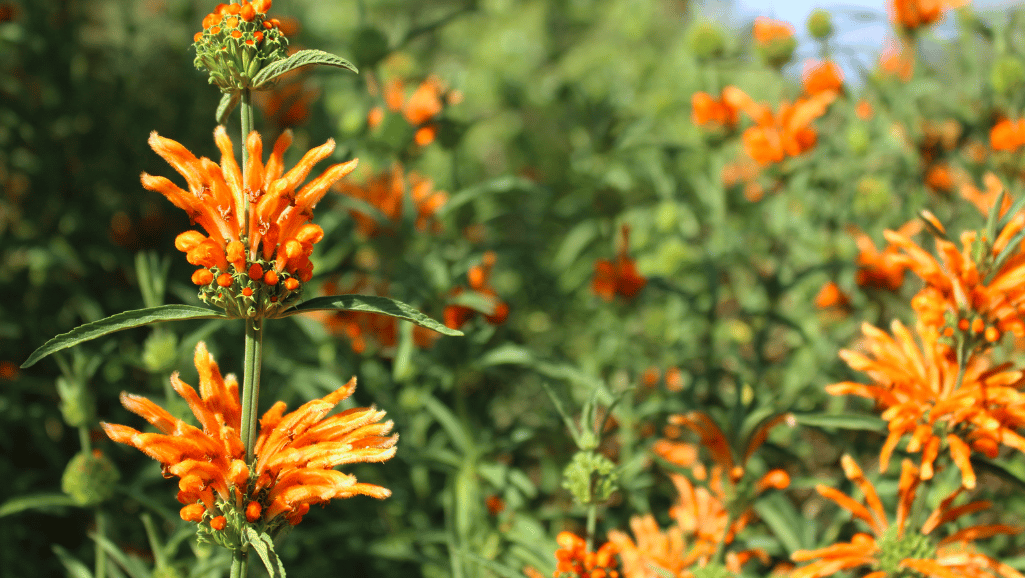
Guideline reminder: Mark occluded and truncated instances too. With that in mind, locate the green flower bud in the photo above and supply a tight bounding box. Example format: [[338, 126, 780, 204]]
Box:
[[142, 331, 179, 373], [562, 450, 618, 505], [853, 177, 891, 217], [57, 376, 94, 428], [807, 9, 834, 40], [759, 36, 797, 69], [847, 124, 870, 155], [192, 9, 289, 92], [991, 56, 1025, 97], [62, 451, 120, 506], [688, 22, 726, 61]]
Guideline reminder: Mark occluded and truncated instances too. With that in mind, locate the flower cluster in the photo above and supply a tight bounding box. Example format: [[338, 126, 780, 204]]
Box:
[[554, 532, 619, 578], [592, 225, 647, 302], [143, 127, 358, 317], [335, 163, 448, 237], [691, 91, 739, 130], [192, 0, 289, 91], [367, 76, 461, 147], [445, 251, 509, 329], [792, 456, 1021, 578], [102, 343, 397, 539], [722, 86, 836, 166]]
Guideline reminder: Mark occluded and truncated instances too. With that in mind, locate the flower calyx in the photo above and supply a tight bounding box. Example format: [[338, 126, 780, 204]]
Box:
[[193, 1, 289, 93]]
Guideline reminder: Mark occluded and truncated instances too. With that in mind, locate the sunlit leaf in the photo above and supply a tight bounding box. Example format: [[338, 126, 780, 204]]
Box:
[[283, 294, 461, 336]]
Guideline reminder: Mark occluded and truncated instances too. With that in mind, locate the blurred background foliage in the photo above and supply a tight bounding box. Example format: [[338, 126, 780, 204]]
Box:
[[5, 0, 1025, 576]]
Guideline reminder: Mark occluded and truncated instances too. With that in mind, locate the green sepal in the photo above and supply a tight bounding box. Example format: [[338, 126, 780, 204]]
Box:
[[245, 527, 286, 578], [22, 305, 227, 368], [216, 91, 241, 125], [252, 49, 357, 89], [282, 294, 462, 336]]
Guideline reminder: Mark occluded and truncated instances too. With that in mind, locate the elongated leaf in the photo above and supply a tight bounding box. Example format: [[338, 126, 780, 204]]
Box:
[[252, 49, 357, 88], [283, 294, 462, 336], [438, 176, 542, 217], [754, 492, 808, 552], [22, 305, 227, 368], [793, 413, 886, 431], [90, 532, 150, 578], [216, 91, 241, 125], [975, 457, 1025, 492], [0, 493, 78, 517], [53, 545, 93, 578], [245, 527, 286, 578]]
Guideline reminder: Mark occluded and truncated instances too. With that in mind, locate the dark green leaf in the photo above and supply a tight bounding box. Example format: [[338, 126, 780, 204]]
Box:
[[252, 49, 357, 89], [282, 294, 461, 336], [53, 545, 93, 578], [22, 305, 227, 368], [793, 413, 886, 431], [245, 527, 286, 578], [754, 493, 808, 552], [0, 493, 79, 517], [438, 176, 543, 217], [216, 91, 240, 125]]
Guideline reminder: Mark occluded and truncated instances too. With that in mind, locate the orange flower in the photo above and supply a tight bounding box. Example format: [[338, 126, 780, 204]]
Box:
[[815, 281, 850, 310], [723, 86, 836, 165], [829, 320, 1025, 487], [318, 275, 440, 353], [792, 456, 1022, 578], [856, 100, 874, 120], [372, 75, 452, 146], [802, 59, 844, 96], [884, 209, 1025, 338], [961, 173, 1011, 217], [890, 0, 967, 32], [554, 532, 619, 578], [336, 164, 447, 237], [592, 225, 647, 301], [101, 343, 396, 531], [849, 220, 921, 291], [990, 118, 1025, 152], [880, 40, 915, 80], [445, 251, 509, 328], [143, 128, 357, 315], [691, 91, 739, 129], [752, 16, 793, 45]]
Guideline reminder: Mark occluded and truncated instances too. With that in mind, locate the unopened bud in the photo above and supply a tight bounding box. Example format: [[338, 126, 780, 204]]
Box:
[[62, 451, 120, 506], [807, 9, 833, 40]]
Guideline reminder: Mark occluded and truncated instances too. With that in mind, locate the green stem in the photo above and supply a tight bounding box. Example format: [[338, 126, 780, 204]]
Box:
[[585, 503, 597, 553], [94, 510, 106, 578], [241, 88, 253, 234], [78, 426, 91, 454], [230, 550, 248, 578], [240, 318, 264, 462]]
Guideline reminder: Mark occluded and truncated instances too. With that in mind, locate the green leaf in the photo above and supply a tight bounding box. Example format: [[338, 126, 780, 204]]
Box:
[[754, 492, 808, 552], [252, 49, 357, 89], [282, 294, 461, 336], [216, 91, 241, 125], [975, 456, 1025, 492], [0, 493, 78, 517], [21, 305, 227, 368], [245, 527, 286, 578], [90, 532, 150, 578], [53, 545, 93, 578], [792, 412, 886, 432], [438, 176, 542, 217]]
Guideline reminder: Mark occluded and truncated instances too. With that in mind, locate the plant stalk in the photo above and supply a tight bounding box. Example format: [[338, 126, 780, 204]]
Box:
[[230, 90, 260, 578], [585, 502, 597, 553]]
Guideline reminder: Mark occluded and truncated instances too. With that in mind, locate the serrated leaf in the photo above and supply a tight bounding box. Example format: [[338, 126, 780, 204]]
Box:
[[0, 493, 79, 517], [245, 527, 286, 578], [252, 49, 357, 89], [282, 294, 461, 336], [792, 413, 886, 431], [22, 305, 227, 368], [216, 91, 241, 125]]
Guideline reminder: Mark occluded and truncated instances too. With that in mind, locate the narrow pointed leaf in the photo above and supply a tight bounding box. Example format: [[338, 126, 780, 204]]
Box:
[[252, 49, 357, 89], [216, 91, 241, 125], [0, 493, 78, 517], [283, 294, 462, 336], [53, 545, 93, 578], [245, 527, 286, 578], [22, 305, 227, 368], [793, 413, 886, 431]]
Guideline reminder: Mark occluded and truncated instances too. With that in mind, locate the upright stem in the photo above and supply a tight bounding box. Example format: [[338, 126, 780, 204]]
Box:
[[230, 90, 259, 578], [585, 503, 597, 553], [94, 510, 106, 578]]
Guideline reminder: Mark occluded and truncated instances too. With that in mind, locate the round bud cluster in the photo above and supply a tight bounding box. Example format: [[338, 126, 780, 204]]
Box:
[[192, 0, 289, 92], [806, 9, 834, 40], [688, 21, 726, 61], [187, 244, 307, 319], [62, 450, 120, 507]]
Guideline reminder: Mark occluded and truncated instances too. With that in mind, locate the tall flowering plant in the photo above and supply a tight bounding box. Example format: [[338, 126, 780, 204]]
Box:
[[19, 1, 458, 576]]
